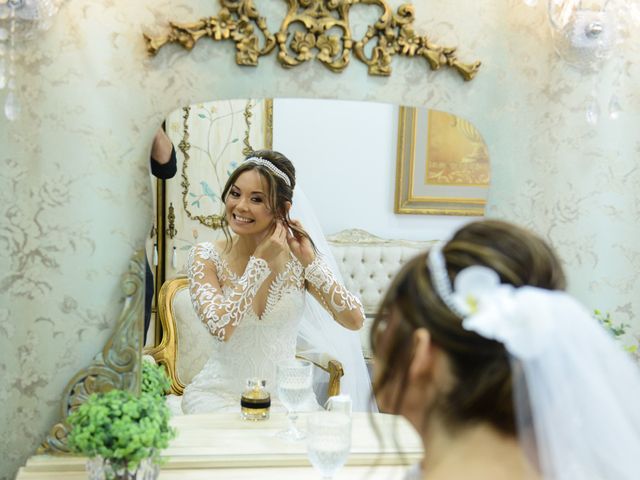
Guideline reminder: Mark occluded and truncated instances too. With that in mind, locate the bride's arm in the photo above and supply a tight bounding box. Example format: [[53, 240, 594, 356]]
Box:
[[304, 256, 365, 331], [187, 243, 271, 341]]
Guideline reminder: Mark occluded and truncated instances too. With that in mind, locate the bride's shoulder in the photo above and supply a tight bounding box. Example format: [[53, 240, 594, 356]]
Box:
[[190, 241, 222, 262]]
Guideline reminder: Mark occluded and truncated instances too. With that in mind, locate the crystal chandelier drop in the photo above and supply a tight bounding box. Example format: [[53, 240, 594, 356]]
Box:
[[523, 0, 639, 124], [0, 0, 64, 121]]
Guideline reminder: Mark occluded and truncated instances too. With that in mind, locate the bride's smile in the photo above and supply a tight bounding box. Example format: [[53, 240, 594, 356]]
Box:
[[225, 169, 275, 236], [233, 214, 254, 223]]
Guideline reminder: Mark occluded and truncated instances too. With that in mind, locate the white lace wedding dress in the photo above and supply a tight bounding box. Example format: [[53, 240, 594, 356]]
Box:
[[181, 242, 311, 414]]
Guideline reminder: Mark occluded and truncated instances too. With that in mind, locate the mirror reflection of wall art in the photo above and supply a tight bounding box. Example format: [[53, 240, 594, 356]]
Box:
[[158, 99, 272, 279], [395, 107, 490, 216]]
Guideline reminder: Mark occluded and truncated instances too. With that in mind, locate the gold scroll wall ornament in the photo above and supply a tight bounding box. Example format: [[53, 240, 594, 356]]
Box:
[[166, 202, 177, 239], [242, 99, 257, 156], [39, 251, 145, 454], [144, 0, 481, 81]]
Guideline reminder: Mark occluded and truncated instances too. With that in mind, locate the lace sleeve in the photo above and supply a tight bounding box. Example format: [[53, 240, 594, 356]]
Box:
[[187, 243, 271, 341], [304, 256, 365, 330]]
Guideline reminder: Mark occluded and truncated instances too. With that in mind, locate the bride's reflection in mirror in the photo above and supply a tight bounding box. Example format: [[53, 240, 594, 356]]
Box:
[[182, 147, 372, 415], [144, 98, 490, 417]]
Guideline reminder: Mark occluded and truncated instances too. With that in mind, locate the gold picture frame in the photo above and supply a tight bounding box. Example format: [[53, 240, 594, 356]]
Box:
[[394, 107, 490, 216]]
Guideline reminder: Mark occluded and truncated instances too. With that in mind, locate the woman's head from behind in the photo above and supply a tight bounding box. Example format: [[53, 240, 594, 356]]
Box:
[[371, 219, 566, 437], [221, 150, 296, 239]]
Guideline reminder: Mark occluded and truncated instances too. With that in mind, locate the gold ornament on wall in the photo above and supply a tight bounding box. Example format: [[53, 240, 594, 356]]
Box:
[[144, 0, 481, 81], [166, 202, 178, 239]]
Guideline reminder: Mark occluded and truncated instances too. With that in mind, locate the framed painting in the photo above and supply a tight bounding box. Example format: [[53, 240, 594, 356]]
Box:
[[394, 107, 490, 216]]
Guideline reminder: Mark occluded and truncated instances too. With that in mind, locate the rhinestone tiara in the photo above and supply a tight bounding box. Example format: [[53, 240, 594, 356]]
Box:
[[427, 241, 468, 318], [244, 156, 292, 187]]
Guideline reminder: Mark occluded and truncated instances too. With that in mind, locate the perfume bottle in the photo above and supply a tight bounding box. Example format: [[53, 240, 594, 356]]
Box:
[[241, 378, 271, 421]]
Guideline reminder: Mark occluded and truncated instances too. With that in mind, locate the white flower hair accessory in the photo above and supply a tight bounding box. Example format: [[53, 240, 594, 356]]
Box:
[[428, 242, 556, 358], [427, 240, 640, 480], [244, 156, 292, 187]]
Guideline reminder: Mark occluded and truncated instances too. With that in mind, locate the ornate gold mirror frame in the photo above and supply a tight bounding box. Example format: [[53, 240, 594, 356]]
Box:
[[39, 251, 145, 454], [145, 0, 481, 81]]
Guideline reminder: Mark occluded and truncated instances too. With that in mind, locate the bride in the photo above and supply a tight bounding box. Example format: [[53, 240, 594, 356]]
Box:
[[181, 150, 372, 414], [372, 219, 640, 479]]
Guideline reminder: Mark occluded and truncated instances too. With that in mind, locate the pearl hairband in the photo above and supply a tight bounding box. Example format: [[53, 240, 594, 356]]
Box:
[[244, 156, 291, 187]]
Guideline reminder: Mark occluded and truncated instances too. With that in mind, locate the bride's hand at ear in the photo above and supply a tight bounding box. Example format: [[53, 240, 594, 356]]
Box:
[[254, 221, 288, 265], [286, 219, 315, 267]]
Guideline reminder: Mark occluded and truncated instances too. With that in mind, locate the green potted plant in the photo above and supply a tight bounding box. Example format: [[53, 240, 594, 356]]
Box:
[[594, 309, 639, 361], [140, 358, 172, 399], [67, 361, 176, 480]]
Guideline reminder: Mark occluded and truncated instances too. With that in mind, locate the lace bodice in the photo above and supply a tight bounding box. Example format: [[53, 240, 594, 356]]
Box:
[[182, 241, 368, 414], [183, 242, 306, 412]]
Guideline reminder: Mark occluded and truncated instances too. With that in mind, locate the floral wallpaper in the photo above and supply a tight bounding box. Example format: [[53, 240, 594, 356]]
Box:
[[1, 0, 638, 478]]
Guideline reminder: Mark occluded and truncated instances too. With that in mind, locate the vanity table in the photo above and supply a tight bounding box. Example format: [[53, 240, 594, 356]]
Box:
[[16, 412, 423, 479]]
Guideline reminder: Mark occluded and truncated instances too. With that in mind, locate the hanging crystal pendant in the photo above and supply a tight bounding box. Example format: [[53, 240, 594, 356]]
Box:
[[585, 99, 600, 125], [1, 0, 63, 121], [3, 1, 17, 120], [4, 90, 20, 120], [0, 21, 4, 91], [0, 59, 5, 89], [608, 95, 622, 120]]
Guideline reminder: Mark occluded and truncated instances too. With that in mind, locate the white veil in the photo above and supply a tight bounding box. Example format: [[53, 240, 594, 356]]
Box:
[[290, 188, 375, 412], [429, 243, 640, 480], [509, 293, 640, 480]]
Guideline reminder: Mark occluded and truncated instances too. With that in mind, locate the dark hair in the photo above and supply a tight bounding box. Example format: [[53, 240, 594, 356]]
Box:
[[220, 150, 315, 250], [371, 219, 566, 435]]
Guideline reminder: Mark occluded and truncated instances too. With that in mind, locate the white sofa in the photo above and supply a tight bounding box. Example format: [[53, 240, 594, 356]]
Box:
[[144, 229, 435, 399], [326, 229, 436, 361]]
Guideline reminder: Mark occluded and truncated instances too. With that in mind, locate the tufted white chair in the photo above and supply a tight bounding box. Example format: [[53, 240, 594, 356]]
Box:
[[327, 229, 437, 361]]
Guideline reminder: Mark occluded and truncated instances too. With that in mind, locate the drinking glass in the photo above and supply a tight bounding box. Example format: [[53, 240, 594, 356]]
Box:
[[276, 359, 313, 441], [306, 411, 352, 479]]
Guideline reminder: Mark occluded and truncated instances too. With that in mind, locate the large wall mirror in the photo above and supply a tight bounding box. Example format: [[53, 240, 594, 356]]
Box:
[[150, 97, 489, 282], [142, 97, 490, 413]]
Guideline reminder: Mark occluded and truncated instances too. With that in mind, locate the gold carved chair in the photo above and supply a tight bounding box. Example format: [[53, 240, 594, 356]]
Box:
[[144, 277, 344, 401]]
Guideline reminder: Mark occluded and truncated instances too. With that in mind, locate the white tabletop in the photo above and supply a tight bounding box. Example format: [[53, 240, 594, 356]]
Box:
[[18, 412, 423, 479]]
